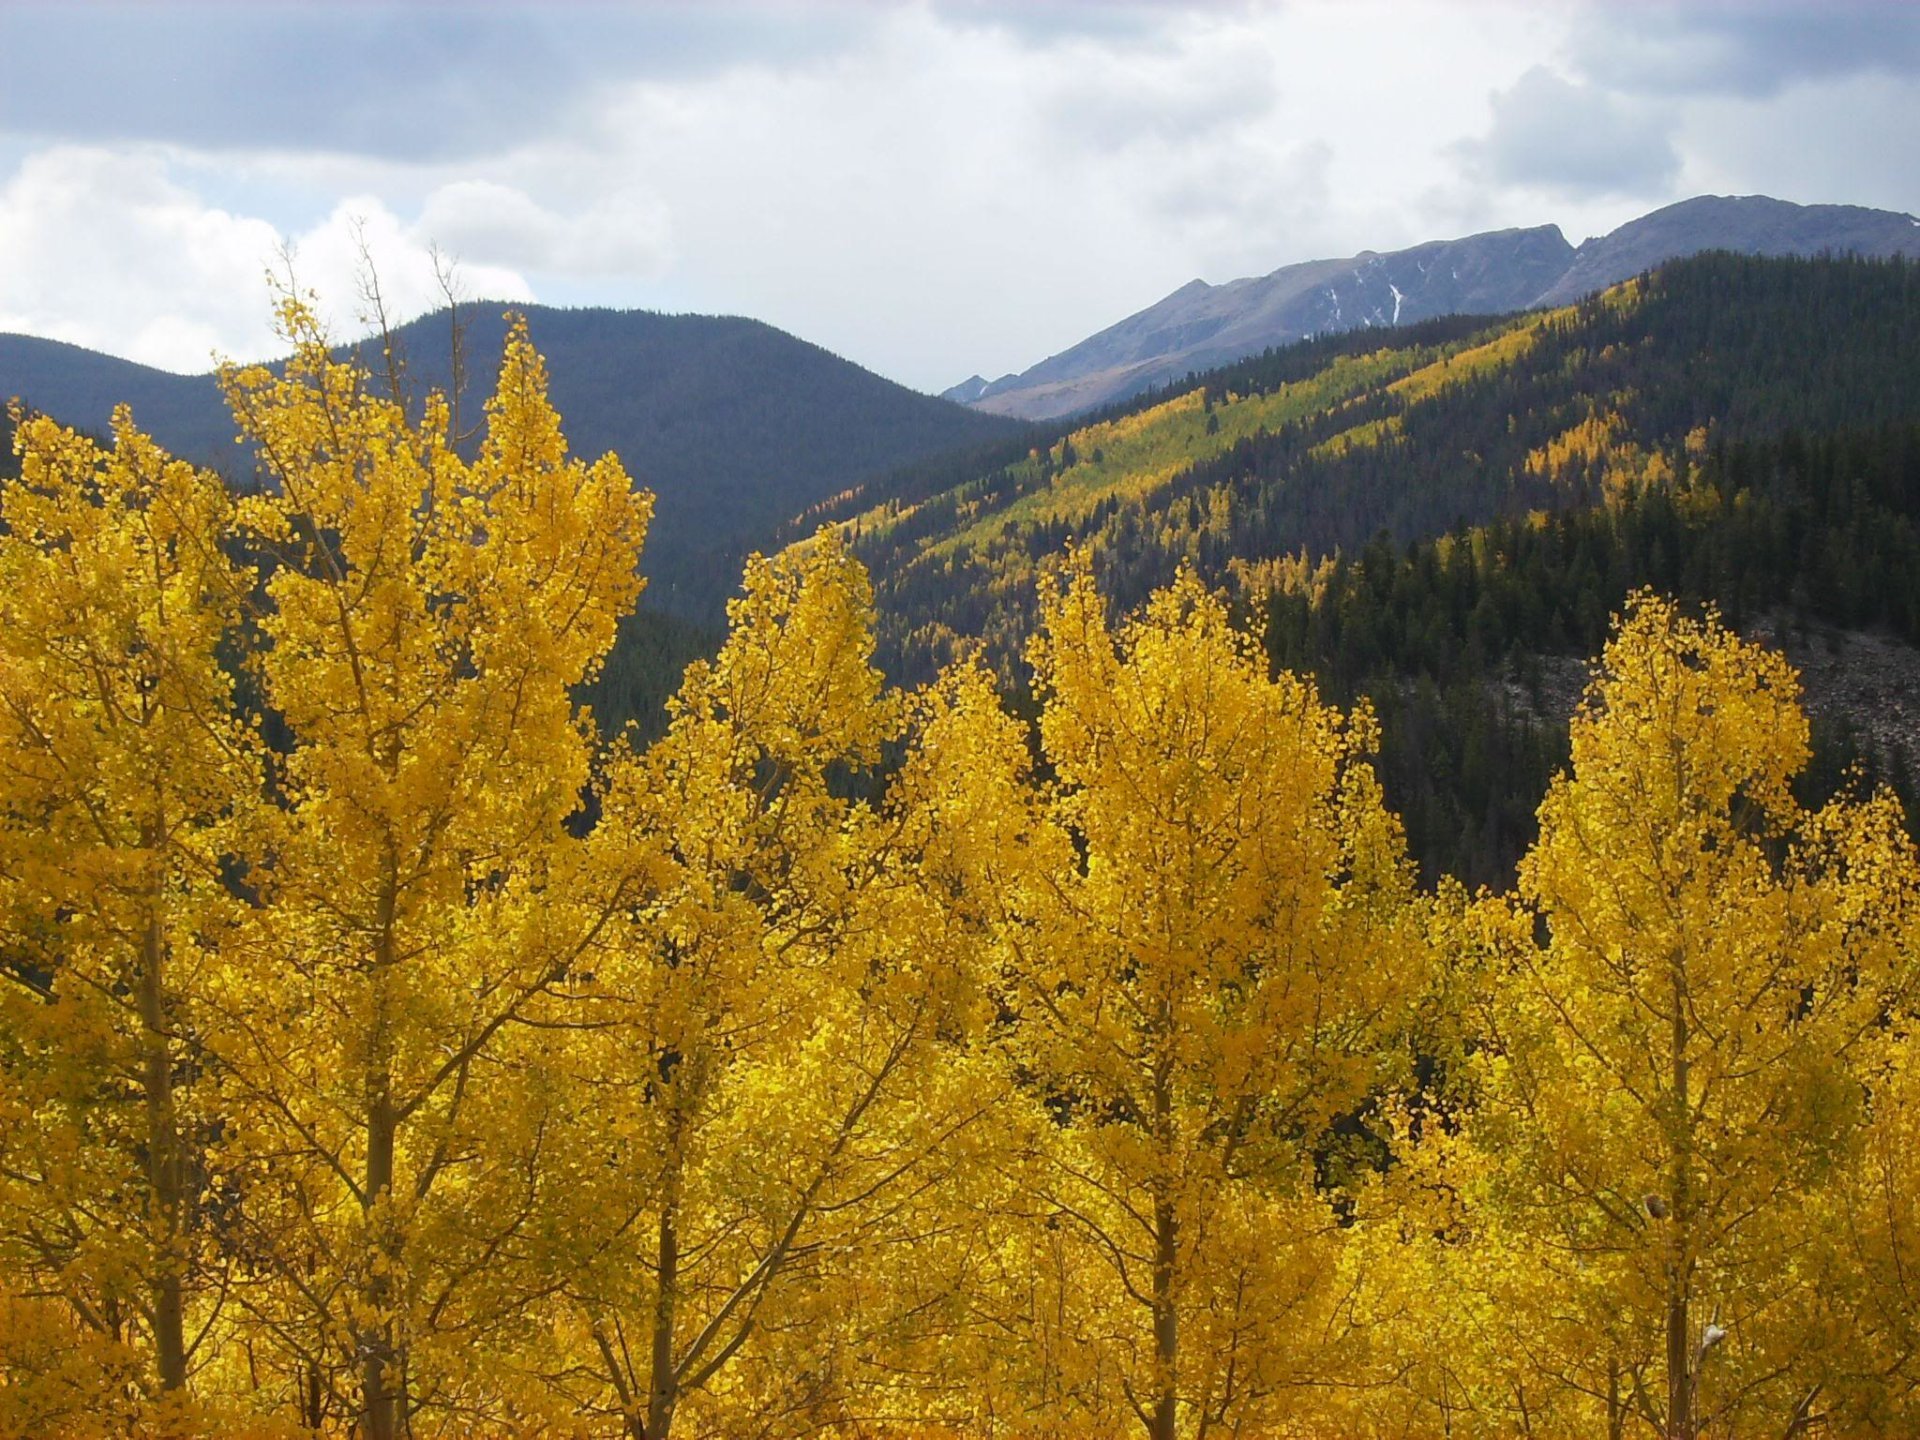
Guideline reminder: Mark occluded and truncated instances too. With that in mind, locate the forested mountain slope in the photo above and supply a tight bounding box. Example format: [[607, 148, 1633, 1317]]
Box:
[[0, 306, 1025, 620], [1269, 422, 1920, 885], [834, 254, 1920, 688]]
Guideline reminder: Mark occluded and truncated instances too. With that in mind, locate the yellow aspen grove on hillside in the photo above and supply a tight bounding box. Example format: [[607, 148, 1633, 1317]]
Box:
[[0, 412, 261, 1437], [543, 537, 1005, 1440], [1466, 595, 1919, 1440], [941, 556, 1420, 1440], [205, 303, 654, 1440]]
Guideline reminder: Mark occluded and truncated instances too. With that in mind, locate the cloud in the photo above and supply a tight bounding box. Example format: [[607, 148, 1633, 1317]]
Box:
[[1038, 28, 1279, 149], [0, 2, 875, 162], [1571, 0, 1920, 100], [1459, 67, 1681, 199], [0, 147, 283, 368], [932, 0, 1170, 47], [3, 2, 1912, 392], [282, 199, 537, 335], [0, 149, 533, 371], [1676, 70, 1920, 215], [1145, 139, 1336, 273], [415, 181, 673, 279]]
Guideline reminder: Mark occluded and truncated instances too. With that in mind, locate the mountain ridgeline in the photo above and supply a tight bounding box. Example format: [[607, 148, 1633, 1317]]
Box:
[[959, 195, 1920, 419], [0, 306, 1026, 622]]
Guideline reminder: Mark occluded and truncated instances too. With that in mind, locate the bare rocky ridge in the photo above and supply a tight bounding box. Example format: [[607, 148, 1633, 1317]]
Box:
[[958, 226, 1574, 420], [962, 195, 1920, 422], [1535, 195, 1920, 307], [1502, 619, 1920, 776]]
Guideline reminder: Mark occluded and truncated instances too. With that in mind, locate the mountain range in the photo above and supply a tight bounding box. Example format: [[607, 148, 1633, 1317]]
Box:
[[949, 195, 1920, 420], [0, 307, 1024, 621], [9, 193, 1920, 638], [6, 218, 1920, 880]]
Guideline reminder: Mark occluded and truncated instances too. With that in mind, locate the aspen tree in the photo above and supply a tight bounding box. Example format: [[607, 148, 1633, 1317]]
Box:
[[209, 302, 652, 1439], [0, 411, 258, 1432], [546, 537, 1002, 1439], [1807, 901, 1920, 1434], [937, 556, 1417, 1439], [1481, 595, 1917, 1440]]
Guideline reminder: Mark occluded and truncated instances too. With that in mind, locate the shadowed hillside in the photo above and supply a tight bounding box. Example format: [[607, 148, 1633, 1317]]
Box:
[[0, 305, 1027, 621]]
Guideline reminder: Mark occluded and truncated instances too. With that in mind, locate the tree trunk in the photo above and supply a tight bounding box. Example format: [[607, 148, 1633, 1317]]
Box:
[[360, 878, 403, 1440], [1149, 1042, 1178, 1440], [647, 1152, 683, 1440], [361, 1088, 400, 1440], [305, 1359, 325, 1433], [138, 858, 188, 1394], [1150, 1190, 1179, 1440], [1666, 956, 1694, 1440]]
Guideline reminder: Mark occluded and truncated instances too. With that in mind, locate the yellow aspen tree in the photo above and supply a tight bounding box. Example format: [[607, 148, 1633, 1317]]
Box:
[[1806, 891, 1920, 1435], [1480, 593, 1918, 1440], [1334, 885, 1630, 1440], [207, 301, 652, 1440], [545, 536, 1002, 1440], [0, 410, 259, 1431], [1828, 1032, 1920, 1433], [952, 555, 1418, 1440]]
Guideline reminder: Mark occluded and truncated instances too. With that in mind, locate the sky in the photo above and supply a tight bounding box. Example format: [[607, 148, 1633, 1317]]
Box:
[[0, 0, 1915, 392]]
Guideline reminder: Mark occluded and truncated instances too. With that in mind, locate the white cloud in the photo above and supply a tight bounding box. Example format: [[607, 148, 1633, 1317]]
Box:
[[1460, 66, 1680, 198], [0, 148, 536, 372], [282, 197, 535, 333], [1, 2, 1914, 391], [0, 147, 285, 369], [415, 180, 672, 279]]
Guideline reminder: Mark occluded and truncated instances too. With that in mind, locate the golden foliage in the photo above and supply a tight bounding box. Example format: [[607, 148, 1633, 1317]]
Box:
[[5, 306, 1919, 1440], [1525, 406, 1678, 503]]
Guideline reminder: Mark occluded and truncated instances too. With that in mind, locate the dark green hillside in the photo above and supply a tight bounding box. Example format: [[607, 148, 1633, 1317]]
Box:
[[0, 307, 1026, 621], [581, 605, 722, 743], [842, 254, 1920, 686], [365, 307, 1025, 617], [1270, 423, 1920, 886]]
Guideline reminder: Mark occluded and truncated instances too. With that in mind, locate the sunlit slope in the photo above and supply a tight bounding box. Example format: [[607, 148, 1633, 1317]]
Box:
[[855, 323, 1563, 555], [826, 254, 1920, 682]]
